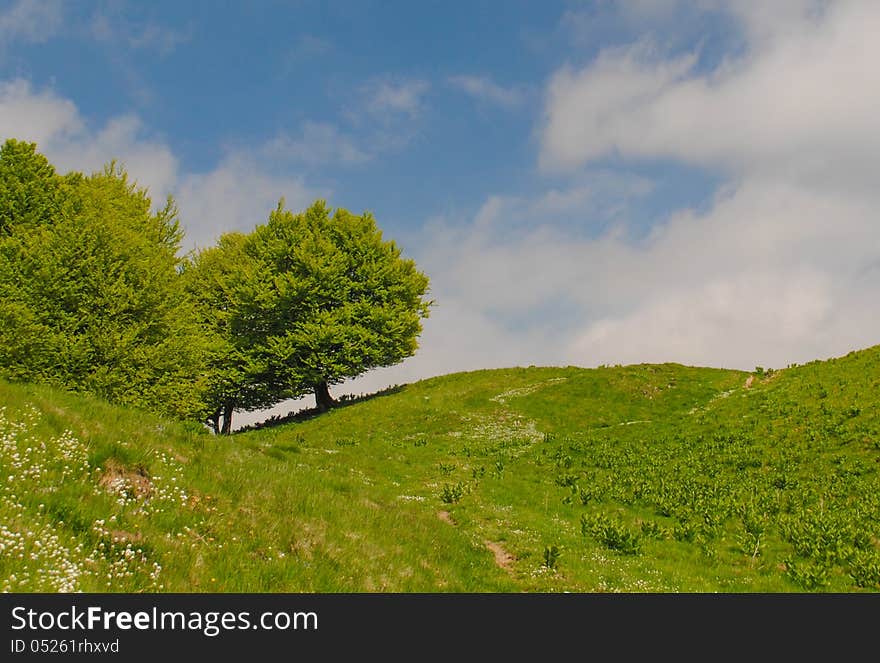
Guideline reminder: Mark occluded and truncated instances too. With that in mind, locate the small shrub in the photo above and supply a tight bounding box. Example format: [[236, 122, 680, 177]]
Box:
[[543, 545, 561, 570], [640, 520, 668, 540], [439, 482, 464, 504], [555, 473, 578, 488], [785, 559, 830, 590], [673, 521, 699, 543], [581, 514, 642, 555], [438, 462, 455, 476], [849, 550, 880, 589]]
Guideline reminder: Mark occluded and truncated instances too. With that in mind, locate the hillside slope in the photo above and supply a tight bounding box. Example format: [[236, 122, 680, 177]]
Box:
[[2, 348, 879, 592]]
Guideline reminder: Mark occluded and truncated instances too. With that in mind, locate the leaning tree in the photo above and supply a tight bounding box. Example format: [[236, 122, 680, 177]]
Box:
[[238, 199, 432, 413]]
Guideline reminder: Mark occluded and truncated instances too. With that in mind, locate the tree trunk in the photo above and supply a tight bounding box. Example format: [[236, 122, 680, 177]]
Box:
[[314, 381, 336, 413], [207, 408, 221, 435], [220, 400, 234, 435]]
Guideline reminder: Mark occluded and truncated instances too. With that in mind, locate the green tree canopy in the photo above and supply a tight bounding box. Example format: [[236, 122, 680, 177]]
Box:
[[216, 199, 432, 417], [0, 138, 66, 234], [0, 139, 210, 419]]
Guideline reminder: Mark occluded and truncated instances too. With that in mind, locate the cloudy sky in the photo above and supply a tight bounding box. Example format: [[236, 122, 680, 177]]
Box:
[[2, 0, 879, 425]]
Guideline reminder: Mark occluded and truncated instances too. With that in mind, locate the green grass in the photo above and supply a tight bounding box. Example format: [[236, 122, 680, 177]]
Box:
[[2, 348, 879, 592]]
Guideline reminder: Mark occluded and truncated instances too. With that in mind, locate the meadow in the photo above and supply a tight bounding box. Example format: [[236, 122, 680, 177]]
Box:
[[2, 346, 879, 592]]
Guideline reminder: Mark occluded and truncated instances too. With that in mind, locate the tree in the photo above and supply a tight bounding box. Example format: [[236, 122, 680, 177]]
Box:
[[238, 199, 432, 412], [182, 233, 278, 434], [0, 140, 210, 420]]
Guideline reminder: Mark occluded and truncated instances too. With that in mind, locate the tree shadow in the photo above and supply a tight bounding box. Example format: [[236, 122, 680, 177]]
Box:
[[235, 383, 407, 433]]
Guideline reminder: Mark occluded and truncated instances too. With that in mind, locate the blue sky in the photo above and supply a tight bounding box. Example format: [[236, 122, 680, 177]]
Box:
[[3, 1, 880, 425], [3, 1, 723, 242]]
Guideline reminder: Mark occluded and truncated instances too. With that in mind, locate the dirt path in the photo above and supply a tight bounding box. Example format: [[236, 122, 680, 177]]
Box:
[[437, 511, 515, 574]]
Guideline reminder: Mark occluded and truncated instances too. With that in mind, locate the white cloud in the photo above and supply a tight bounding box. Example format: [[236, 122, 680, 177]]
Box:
[[174, 152, 321, 252], [0, 79, 80, 144], [51, 115, 179, 202], [362, 77, 430, 118], [448, 75, 526, 108], [720, 1, 831, 46], [0, 78, 177, 201], [566, 175, 880, 369], [572, 271, 836, 370], [541, 1, 880, 180], [530, 170, 655, 217], [0, 0, 62, 44], [264, 121, 368, 166]]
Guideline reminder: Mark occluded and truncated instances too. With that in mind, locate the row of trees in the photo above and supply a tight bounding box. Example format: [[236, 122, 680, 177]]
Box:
[[0, 139, 432, 433]]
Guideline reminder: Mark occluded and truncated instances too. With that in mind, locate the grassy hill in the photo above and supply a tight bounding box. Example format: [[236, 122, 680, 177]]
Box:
[[2, 347, 879, 592]]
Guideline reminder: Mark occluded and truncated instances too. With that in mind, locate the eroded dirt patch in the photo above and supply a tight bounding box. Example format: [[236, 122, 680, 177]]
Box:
[[485, 540, 515, 573]]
